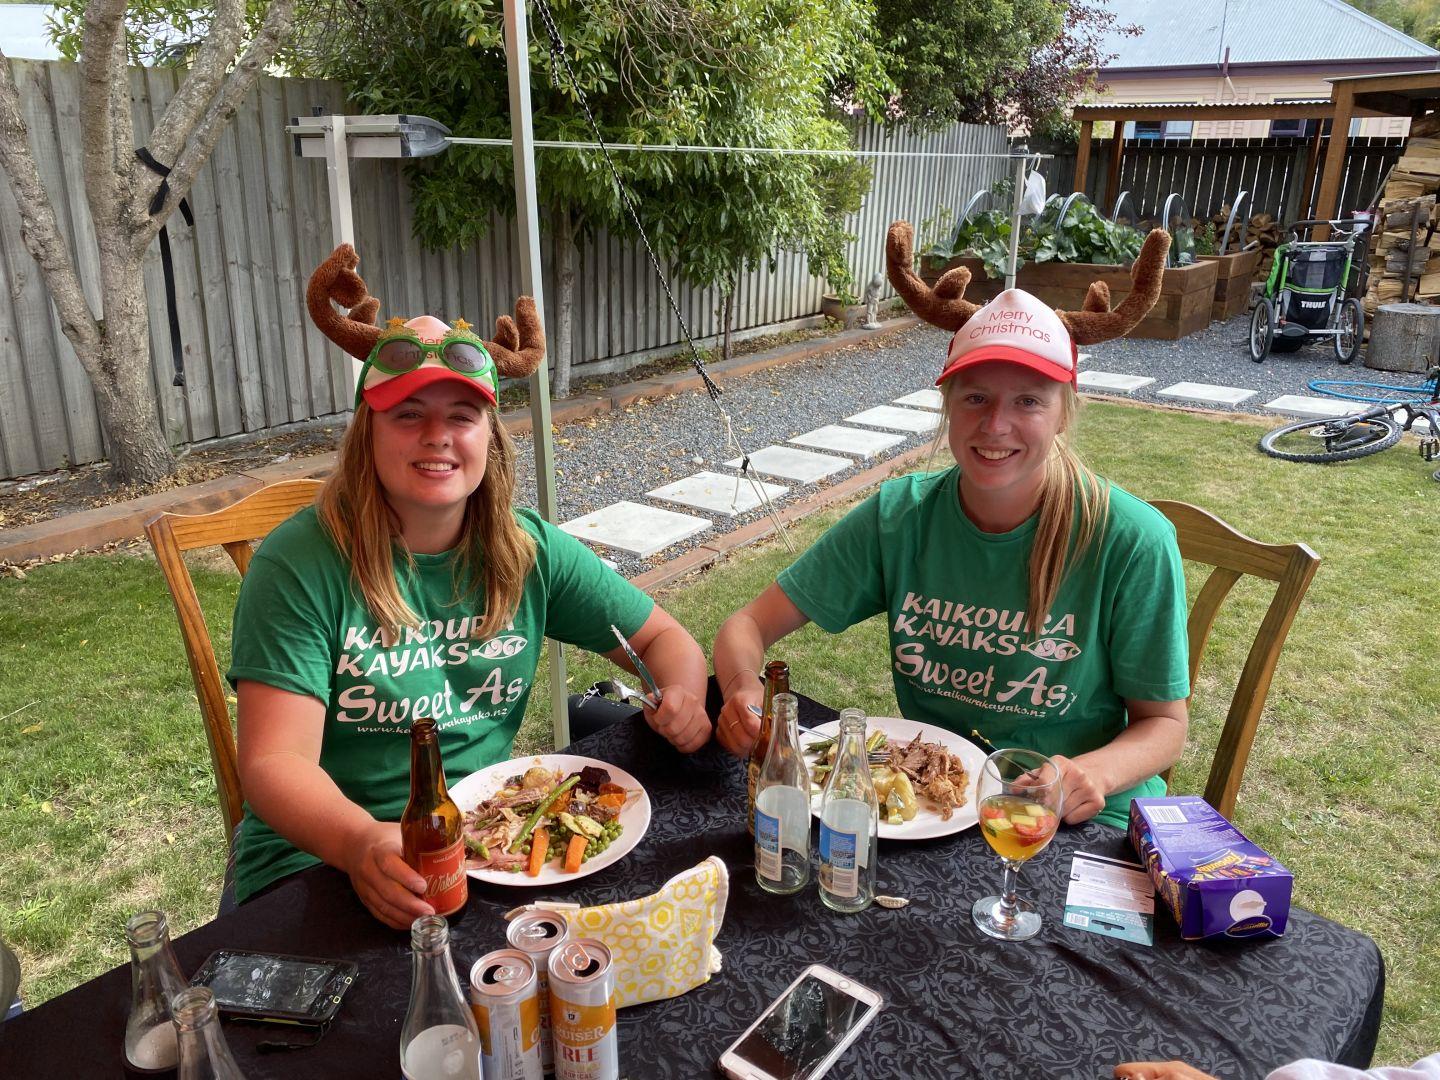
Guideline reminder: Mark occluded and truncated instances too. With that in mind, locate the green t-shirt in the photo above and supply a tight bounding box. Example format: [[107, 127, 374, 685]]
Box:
[[777, 467, 1189, 828], [226, 505, 653, 901]]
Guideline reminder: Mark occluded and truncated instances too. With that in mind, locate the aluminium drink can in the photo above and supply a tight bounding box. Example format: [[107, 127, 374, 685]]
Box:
[[547, 938, 618, 1080], [468, 950, 542, 1080], [505, 910, 571, 1074]]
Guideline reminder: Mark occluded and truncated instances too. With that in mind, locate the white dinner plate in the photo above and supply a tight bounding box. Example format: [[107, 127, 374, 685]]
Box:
[[800, 717, 988, 840], [448, 754, 652, 886]]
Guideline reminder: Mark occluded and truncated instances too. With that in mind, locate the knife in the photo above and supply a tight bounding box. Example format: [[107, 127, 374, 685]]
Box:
[[610, 624, 663, 709]]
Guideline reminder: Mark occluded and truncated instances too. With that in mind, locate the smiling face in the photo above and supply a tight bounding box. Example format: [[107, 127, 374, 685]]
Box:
[[370, 381, 493, 551], [945, 361, 1068, 532]]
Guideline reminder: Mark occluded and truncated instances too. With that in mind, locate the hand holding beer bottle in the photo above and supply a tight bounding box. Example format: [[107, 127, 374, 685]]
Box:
[[402, 719, 469, 918]]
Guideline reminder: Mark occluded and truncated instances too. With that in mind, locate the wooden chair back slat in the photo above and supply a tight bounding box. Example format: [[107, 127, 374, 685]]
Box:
[[144, 479, 324, 842], [1149, 500, 1321, 820]]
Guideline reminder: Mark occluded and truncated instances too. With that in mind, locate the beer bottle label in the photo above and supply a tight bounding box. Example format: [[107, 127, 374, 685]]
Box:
[[745, 761, 760, 836], [418, 838, 468, 915]]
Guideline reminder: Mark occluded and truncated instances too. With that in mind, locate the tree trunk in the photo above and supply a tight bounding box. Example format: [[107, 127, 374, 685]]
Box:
[[722, 273, 737, 362], [95, 260, 177, 483], [1367, 303, 1440, 373], [551, 202, 577, 400]]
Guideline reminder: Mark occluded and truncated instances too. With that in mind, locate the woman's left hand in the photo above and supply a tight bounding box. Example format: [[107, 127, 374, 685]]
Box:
[[642, 684, 712, 753], [1048, 754, 1108, 824], [1115, 1061, 1218, 1080]]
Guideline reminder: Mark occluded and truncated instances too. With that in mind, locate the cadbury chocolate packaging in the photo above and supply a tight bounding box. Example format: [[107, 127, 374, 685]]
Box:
[[1129, 796, 1293, 941]]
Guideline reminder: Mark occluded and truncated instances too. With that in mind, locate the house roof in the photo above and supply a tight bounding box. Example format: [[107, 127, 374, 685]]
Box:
[[1096, 0, 1439, 71]]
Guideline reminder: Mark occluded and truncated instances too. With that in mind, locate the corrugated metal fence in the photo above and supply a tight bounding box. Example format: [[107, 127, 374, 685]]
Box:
[[1044, 136, 1406, 225], [0, 59, 1008, 480]]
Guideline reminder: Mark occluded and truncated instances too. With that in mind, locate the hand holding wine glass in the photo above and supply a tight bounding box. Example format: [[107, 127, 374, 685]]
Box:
[[973, 747, 1063, 941]]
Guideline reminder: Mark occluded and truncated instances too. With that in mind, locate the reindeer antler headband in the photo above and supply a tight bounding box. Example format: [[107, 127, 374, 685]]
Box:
[[306, 244, 547, 411], [885, 220, 1171, 385]]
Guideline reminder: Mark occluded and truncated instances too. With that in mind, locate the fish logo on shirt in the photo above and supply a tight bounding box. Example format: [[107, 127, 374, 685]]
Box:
[[1020, 636, 1081, 662], [475, 633, 528, 660]]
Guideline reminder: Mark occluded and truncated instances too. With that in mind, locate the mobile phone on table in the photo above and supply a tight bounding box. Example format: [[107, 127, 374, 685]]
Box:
[[189, 949, 357, 1026], [717, 964, 883, 1080]]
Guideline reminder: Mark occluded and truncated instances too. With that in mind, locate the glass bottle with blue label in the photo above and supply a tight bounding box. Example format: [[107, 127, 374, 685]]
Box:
[[754, 692, 811, 894], [818, 709, 878, 913]]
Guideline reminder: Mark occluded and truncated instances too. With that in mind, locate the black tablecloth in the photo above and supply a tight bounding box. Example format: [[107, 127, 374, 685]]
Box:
[[0, 715, 1383, 1079]]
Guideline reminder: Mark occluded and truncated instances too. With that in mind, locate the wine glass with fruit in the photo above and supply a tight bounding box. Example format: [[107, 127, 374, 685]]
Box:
[[972, 747, 1063, 941]]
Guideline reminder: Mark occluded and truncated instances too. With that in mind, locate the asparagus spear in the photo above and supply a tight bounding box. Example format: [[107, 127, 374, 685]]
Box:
[[509, 775, 580, 853]]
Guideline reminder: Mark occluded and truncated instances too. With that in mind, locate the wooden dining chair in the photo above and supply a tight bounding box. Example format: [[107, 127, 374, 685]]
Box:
[[145, 479, 325, 844], [1149, 500, 1321, 819]]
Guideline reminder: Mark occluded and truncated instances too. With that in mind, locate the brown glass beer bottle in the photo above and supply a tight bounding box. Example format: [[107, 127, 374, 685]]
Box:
[[745, 660, 790, 836], [402, 718, 468, 917]]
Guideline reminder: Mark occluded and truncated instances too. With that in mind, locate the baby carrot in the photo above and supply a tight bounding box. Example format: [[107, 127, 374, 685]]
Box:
[[564, 832, 588, 873], [527, 827, 549, 877]]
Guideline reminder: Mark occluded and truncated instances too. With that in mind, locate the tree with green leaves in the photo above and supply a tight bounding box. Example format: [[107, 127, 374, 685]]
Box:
[[862, 0, 1136, 139], [0, 0, 296, 484], [310, 0, 890, 395]]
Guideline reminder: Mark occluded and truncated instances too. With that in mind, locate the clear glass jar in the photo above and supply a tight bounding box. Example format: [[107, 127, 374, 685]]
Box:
[[173, 986, 247, 1079], [123, 909, 186, 1073], [817, 709, 878, 913], [400, 915, 481, 1080]]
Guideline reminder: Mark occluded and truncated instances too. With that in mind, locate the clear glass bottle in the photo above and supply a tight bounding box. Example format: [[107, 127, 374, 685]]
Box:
[[746, 660, 789, 836], [400, 915, 482, 1080], [754, 692, 811, 895], [817, 709, 878, 914], [123, 909, 187, 1073], [173, 987, 247, 1079]]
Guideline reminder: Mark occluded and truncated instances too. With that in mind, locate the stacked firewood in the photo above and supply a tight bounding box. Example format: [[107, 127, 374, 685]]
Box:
[[1187, 206, 1283, 273], [1361, 112, 1440, 315]]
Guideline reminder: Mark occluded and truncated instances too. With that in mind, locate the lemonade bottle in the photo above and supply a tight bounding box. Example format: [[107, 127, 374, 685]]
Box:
[[817, 709, 878, 914], [754, 692, 811, 895]]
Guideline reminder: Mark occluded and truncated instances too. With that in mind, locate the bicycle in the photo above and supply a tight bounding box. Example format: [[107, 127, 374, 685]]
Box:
[[1259, 366, 1440, 471]]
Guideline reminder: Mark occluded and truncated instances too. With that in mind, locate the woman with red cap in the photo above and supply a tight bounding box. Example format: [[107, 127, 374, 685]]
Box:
[[227, 246, 711, 927], [713, 222, 1190, 831]]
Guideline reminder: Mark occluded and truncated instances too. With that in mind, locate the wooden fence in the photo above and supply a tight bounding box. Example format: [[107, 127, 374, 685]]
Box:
[[0, 59, 1009, 480], [1042, 136, 1406, 227]]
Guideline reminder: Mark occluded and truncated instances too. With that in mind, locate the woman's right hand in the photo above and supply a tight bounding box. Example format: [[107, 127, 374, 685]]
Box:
[[344, 822, 434, 930], [716, 680, 764, 757]]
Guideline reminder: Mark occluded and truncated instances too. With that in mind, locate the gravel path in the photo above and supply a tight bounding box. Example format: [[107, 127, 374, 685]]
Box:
[[506, 312, 1394, 578]]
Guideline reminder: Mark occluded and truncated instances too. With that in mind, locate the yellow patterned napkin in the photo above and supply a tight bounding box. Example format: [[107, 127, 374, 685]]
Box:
[[505, 856, 729, 1009]]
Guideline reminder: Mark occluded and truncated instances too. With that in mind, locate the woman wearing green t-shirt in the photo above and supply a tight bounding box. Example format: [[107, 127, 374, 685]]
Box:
[[228, 246, 710, 927], [713, 222, 1191, 831]]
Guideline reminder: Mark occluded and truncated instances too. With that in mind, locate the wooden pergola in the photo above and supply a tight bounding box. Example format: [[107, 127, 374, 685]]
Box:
[[1071, 70, 1440, 235]]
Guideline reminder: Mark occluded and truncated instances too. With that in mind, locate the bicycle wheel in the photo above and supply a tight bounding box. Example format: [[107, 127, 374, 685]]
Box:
[[1249, 298, 1275, 363], [1258, 414, 1403, 462], [1334, 298, 1364, 364]]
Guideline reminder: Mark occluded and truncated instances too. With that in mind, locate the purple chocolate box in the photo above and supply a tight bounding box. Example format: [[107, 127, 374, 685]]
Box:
[[1128, 796, 1292, 941]]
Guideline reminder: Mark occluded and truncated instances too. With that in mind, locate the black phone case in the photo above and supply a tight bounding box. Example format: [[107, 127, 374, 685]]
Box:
[[189, 949, 358, 1026]]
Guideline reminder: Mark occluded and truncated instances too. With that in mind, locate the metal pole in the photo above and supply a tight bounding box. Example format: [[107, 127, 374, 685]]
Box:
[[503, 0, 569, 750], [322, 114, 363, 390], [1006, 146, 1027, 291]]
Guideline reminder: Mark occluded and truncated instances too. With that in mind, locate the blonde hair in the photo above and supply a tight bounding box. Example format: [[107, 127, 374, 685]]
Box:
[[317, 402, 537, 641], [933, 377, 1110, 637]]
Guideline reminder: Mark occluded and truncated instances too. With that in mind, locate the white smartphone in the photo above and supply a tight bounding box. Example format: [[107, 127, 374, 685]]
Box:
[[717, 964, 883, 1080]]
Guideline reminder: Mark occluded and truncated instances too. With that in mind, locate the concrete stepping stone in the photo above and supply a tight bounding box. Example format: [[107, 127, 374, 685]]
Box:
[[646, 471, 789, 517], [789, 425, 906, 458], [893, 389, 943, 410], [1156, 381, 1257, 407], [723, 445, 851, 484], [1078, 370, 1155, 394], [844, 405, 940, 433], [561, 501, 710, 558], [1262, 395, 1364, 419]]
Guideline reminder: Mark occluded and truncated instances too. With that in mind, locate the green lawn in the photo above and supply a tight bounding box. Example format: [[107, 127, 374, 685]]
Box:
[[1, 401, 1436, 1064]]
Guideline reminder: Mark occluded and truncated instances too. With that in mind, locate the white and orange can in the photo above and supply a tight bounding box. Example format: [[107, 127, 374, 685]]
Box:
[[468, 950, 542, 1080], [506, 911, 570, 1075], [547, 938, 618, 1080]]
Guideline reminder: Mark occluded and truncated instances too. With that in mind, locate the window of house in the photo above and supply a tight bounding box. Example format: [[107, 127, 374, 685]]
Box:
[[1126, 120, 1190, 140]]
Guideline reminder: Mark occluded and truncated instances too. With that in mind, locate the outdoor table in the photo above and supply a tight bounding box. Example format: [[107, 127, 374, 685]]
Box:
[[0, 709, 1383, 1079]]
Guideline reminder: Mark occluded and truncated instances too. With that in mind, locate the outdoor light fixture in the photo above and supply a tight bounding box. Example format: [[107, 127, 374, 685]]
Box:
[[285, 112, 452, 159]]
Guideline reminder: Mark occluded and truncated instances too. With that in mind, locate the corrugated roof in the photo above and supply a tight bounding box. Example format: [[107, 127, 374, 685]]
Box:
[[1096, 0, 1439, 69]]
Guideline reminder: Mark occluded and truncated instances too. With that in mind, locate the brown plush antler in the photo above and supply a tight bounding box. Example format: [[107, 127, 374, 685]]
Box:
[[1056, 228, 1171, 345], [485, 296, 546, 379], [885, 221, 981, 331], [307, 244, 383, 359]]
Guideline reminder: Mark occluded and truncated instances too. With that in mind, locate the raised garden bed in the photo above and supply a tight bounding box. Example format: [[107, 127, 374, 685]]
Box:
[[920, 254, 1220, 341], [1199, 247, 1263, 322]]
